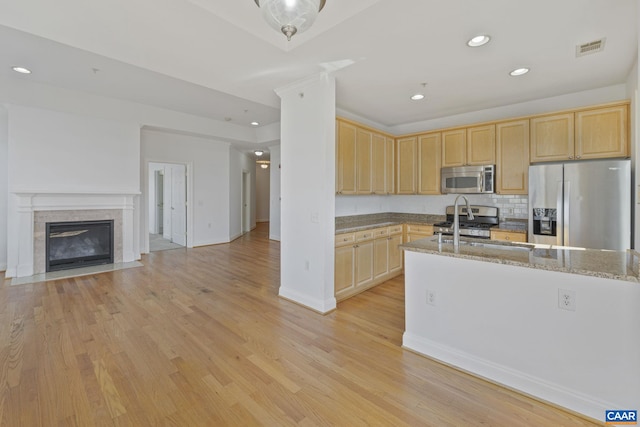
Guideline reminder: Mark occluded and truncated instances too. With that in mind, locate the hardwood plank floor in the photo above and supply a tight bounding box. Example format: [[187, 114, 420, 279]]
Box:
[[0, 223, 601, 426]]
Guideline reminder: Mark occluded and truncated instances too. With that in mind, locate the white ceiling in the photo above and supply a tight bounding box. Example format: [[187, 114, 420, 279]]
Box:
[[0, 0, 637, 134]]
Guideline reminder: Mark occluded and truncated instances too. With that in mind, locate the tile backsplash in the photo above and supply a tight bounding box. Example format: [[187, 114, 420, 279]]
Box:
[[335, 194, 529, 220]]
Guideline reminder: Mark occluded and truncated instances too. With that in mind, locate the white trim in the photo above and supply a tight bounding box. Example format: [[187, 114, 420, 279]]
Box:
[[278, 286, 336, 314], [402, 332, 615, 422]]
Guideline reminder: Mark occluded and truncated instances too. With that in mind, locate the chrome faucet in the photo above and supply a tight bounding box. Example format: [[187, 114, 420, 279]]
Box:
[[453, 195, 474, 248]]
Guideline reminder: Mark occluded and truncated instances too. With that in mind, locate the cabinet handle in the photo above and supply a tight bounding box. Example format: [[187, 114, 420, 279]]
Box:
[[576, 155, 581, 159], [505, 236, 510, 240], [569, 156, 574, 159]]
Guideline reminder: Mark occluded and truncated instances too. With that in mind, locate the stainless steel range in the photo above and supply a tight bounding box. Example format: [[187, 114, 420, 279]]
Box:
[[433, 205, 499, 239]]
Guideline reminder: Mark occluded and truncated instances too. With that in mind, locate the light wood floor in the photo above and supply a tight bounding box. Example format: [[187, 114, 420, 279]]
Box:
[[0, 223, 601, 426]]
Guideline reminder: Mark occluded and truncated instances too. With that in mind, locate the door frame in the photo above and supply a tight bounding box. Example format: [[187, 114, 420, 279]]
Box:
[[241, 169, 251, 234], [144, 160, 193, 253]]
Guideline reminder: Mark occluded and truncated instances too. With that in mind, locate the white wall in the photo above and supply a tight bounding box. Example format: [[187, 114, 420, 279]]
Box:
[[141, 129, 231, 249], [0, 106, 7, 271], [228, 147, 256, 240], [7, 105, 140, 193], [392, 84, 629, 135], [403, 251, 640, 420], [255, 163, 270, 222], [277, 73, 336, 313], [269, 145, 281, 241]]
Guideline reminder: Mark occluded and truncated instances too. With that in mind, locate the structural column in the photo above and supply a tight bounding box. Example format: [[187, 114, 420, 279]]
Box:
[[276, 72, 336, 313]]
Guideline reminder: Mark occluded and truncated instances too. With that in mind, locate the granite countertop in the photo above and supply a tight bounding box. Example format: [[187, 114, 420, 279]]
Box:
[[335, 213, 444, 234], [492, 220, 527, 233], [401, 236, 640, 283]]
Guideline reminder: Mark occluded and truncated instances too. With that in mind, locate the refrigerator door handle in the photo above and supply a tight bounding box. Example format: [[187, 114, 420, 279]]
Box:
[[564, 181, 570, 247], [557, 181, 564, 246]]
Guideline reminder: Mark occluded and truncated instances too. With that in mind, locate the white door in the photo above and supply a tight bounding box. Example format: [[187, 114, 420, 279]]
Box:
[[242, 171, 251, 234], [171, 164, 187, 245]]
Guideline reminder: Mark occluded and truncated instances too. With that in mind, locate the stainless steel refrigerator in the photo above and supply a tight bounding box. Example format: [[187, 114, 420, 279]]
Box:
[[528, 158, 631, 250]]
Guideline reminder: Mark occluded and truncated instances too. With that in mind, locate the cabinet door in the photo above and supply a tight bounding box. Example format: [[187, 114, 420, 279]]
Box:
[[496, 120, 529, 194], [372, 133, 386, 195], [336, 121, 357, 194], [385, 137, 395, 194], [490, 230, 527, 243], [576, 105, 629, 160], [530, 113, 574, 162], [335, 244, 355, 297], [356, 128, 372, 194], [373, 238, 389, 279], [442, 129, 466, 167], [396, 137, 417, 194], [388, 233, 403, 273], [355, 240, 374, 287], [467, 125, 496, 165], [418, 133, 441, 195]]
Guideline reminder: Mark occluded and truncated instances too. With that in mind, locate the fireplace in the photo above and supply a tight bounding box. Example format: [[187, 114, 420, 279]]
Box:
[[46, 220, 114, 272]]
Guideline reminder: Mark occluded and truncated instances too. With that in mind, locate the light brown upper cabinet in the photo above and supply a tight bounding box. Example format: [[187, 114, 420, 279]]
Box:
[[372, 134, 395, 194], [531, 105, 629, 162], [530, 113, 575, 162], [396, 136, 418, 194], [575, 105, 629, 160], [441, 129, 466, 167], [418, 132, 441, 194], [337, 118, 395, 195], [356, 128, 373, 194], [336, 120, 357, 194], [442, 125, 495, 167], [496, 120, 529, 194], [467, 125, 496, 165]]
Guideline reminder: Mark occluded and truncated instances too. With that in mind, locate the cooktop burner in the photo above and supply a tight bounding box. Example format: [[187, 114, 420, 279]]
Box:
[[434, 205, 500, 238]]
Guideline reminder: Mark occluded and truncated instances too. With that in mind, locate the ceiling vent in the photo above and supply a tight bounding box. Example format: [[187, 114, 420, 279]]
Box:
[[576, 38, 606, 57]]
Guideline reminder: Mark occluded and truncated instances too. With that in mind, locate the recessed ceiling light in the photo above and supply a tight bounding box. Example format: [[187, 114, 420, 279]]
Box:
[[410, 94, 425, 101], [467, 35, 491, 47], [509, 67, 530, 76], [12, 66, 32, 74], [255, 150, 264, 156], [250, 121, 260, 126]]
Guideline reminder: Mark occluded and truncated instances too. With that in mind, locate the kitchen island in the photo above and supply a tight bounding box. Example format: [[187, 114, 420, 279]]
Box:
[[401, 237, 640, 421]]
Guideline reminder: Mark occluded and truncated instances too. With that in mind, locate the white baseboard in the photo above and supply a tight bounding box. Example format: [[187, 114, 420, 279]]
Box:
[[402, 333, 613, 422], [269, 234, 280, 241], [278, 286, 336, 314]]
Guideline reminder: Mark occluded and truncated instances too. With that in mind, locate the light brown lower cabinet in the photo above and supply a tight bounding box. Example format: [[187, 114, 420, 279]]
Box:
[[406, 224, 434, 242], [490, 230, 527, 243], [335, 224, 404, 302]]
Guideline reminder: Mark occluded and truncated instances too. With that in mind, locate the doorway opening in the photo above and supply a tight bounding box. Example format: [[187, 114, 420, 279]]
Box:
[[149, 162, 187, 251], [241, 170, 251, 234]]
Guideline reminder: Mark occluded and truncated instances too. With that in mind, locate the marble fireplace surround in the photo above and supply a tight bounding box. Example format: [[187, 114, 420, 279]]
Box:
[[11, 192, 138, 278]]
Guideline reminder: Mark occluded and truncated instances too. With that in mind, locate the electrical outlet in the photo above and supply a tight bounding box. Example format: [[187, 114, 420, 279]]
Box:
[[558, 289, 576, 311], [426, 289, 436, 306]]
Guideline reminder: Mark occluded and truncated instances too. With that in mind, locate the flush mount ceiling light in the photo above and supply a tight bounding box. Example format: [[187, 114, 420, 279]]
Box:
[[509, 67, 530, 76], [254, 0, 327, 41], [255, 150, 264, 156], [467, 35, 491, 47], [257, 160, 270, 169], [250, 121, 260, 126], [12, 66, 32, 74]]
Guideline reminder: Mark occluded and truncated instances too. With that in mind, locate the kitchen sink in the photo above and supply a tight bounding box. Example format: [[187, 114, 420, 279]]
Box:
[[431, 237, 532, 252]]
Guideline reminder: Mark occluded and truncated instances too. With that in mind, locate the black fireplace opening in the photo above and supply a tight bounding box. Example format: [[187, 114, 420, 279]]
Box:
[[46, 220, 114, 272]]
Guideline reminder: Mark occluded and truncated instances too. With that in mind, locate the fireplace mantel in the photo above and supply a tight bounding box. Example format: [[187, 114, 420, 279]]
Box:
[[7, 191, 140, 278]]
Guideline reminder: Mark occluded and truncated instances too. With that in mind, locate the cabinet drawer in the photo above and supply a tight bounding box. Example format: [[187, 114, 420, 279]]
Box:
[[388, 225, 403, 235], [335, 232, 356, 247], [406, 224, 434, 235], [490, 230, 527, 243], [355, 230, 375, 242], [372, 227, 389, 238]]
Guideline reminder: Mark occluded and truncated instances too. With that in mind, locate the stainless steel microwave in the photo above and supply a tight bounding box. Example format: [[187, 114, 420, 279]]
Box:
[[441, 165, 495, 194]]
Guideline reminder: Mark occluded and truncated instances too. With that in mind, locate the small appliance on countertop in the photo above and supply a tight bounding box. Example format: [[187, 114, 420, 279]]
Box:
[[433, 205, 499, 239]]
